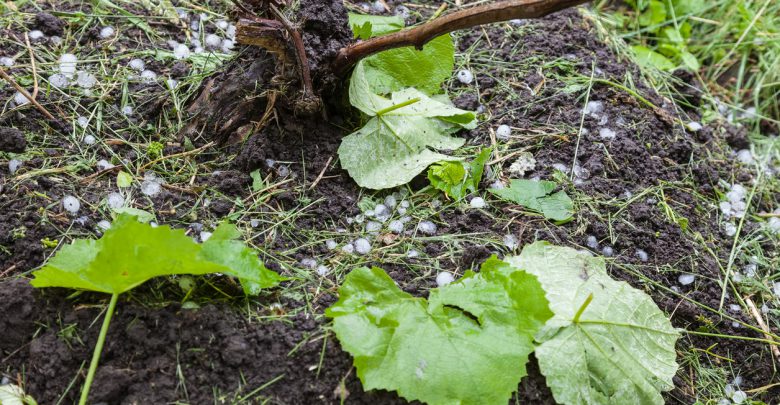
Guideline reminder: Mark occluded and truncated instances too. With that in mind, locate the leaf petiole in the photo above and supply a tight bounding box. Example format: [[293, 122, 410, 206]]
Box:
[[572, 293, 593, 324], [375, 97, 420, 116], [79, 292, 120, 405]]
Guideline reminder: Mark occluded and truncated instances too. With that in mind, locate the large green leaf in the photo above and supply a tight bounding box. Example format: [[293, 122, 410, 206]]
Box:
[[31, 214, 282, 295], [507, 242, 679, 405], [340, 63, 476, 190], [489, 179, 573, 222], [326, 257, 552, 405]]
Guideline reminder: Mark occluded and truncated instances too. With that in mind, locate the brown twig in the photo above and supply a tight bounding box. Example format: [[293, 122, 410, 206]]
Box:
[[332, 0, 589, 76], [0, 67, 58, 122], [268, 4, 314, 97], [23, 33, 39, 99], [745, 297, 780, 361]]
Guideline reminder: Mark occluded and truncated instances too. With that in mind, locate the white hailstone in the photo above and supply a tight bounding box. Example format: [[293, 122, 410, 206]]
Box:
[[140, 70, 157, 82], [584, 100, 604, 116], [250, 219, 261, 228], [417, 221, 437, 235], [601, 246, 614, 257], [28, 30, 44, 40], [599, 128, 616, 140], [490, 180, 505, 190], [8, 159, 22, 174], [99, 26, 115, 38], [82, 135, 96, 145], [76, 71, 97, 88], [731, 390, 747, 404], [190, 19, 200, 31], [732, 375, 743, 387], [728, 304, 741, 313], [325, 239, 338, 250], [761, 304, 769, 314], [216, 20, 229, 30], [62, 195, 81, 213], [470, 197, 487, 209], [193, 46, 204, 54], [221, 39, 235, 52], [635, 249, 649, 262], [165, 78, 178, 89], [456, 69, 473, 84], [768, 217, 780, 234], [0, 57, 14, 67], [744, 263, 757, 278], [166, 40, 180, 49], [13, 91, 29, 105], [341, 243, 355, 254], [678, 274, 695, 286], [509, 19, 526, 25], [552, 162, 569, 173], [355, 238, 372, 255], [141, 179, 162, 196], [226, 24, 237, 40], [129, 58, 145, 71], [400, 200, 410, 209], [431, 199, 442, 208], [197, 231, 211, 242], [107, 192, 124, 209], [773, 282, 780, 297], [300, 258, 317, 269], [316, 265, 330, 276], [509, 152, 536, 178], [723, 223, 737, 238], [59, 53, 78, 78], [366, 221, 382, 232], [96, 159, 114, 171], [277, 165, 290, 177], [77, 116, 89, 128], [406, 249, 420, 258], [121, 105, 133, 116], [173, 43, 191, 60], [735, 149, 754, 165], [399, 215, 412, 223], [719, 201, 733, 216], [436, 272, 455, 287], [724, 384, 736, 398], [49, 36, 62, 45], [395, 5, 410, 18], [686, 121, 703, 132], [495, 124, 512, 140], [384, 195, 397, 208], [371, 0, 385, 13], [503, 234, 518, 250], [388, 220, 404, 234], [205, 33, 222, 49], [586, 235, 599, 249], [97, 220, 112, 231]]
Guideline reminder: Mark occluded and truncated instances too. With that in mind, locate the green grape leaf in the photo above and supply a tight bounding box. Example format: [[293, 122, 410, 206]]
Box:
[[489, 179, 573, 222], [506, 242, 680, 405], [30, 214, 282, 295], [326, 257, 552, 405], [428, 148, 491, 200], [348, 13, 405, 38]]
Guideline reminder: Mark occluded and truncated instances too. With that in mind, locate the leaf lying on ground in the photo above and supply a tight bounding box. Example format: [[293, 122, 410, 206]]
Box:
[[347, 13, 454, 95], [339, 63, 476, 190], [507, 242, 680, 405], [489, 179, 573, 222], [326, 257, 552, 405], [31, 214, 283, 295], [427, 148, 491, 200]]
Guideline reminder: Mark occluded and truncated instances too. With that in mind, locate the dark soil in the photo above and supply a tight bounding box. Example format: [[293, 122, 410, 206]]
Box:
[[0, 127, 26, 153], [2, 2, 778, 405]]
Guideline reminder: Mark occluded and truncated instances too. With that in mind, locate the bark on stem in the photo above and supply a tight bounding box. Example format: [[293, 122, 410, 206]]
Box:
[[332, 0, 589, 76]]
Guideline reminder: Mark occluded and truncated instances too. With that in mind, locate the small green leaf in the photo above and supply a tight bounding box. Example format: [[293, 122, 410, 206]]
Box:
[[116, 171, 133, 188], [31, 215, 282, 295], [638, 0, 666, 27], [680, 51, 700, 71], [111, 207, 155, 223], [507, 242, 679, 405], [348, 13, 404, 38], [327, 257, 552, 405], [428, 148, 491, 200], [489, 179, 573, 222], [631, 45, 675, 71], [250, 169, 264, 192]]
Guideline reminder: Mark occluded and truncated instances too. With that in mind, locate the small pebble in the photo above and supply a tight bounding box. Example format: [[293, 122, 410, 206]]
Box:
[[62, 195, 81, 214], [456, 69, 473, 84], [355, 238, 372, 255], [678, 274, 695, 286], [470, 197, 486, 209], [436, 272, 455, 287]]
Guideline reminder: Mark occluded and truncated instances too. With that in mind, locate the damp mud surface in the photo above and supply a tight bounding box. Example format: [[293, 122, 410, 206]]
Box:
[[1, 2, 778, 404]]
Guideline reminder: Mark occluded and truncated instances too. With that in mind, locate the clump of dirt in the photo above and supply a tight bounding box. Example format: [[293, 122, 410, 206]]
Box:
[[33, 12, 65, 36], [299, 0, 353, 92], [0, 127, 26, 152]]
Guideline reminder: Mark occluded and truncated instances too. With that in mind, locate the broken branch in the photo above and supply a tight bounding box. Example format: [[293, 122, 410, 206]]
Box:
[[332, 0, 589, 76]]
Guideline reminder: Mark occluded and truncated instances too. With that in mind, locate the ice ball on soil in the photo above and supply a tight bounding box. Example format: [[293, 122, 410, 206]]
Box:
[[388, 220, 404, 234], [584, 100, 604, 115], [47, 73, 69, 89], [503, 234, 518, 250], [366, 221, 382, 233], [316, 265, 330, 276], [342, 243, 355, 254], [99, 26, 115, 38], [205, 33, 222, 49], [599, 128, 616, 140], [355, 238, 372, 255], [8, 159, 22, 174], [470, 197, 486, 209], [509, 152, 536, 178], [226, 24, 236, 40], [129, 58, 145, 71], [586, 235, 598, 250], [28, 30, 44, 40], [82, 135, 96, 145], [59, 53, 78, 78], [300, 258, 317, 269], [686, 121, 703, 132], [96, 220, 111, 231], [736, 149, 754, 165], [773, 281, 780, 297], [635, 249, 648, 262], [325, 239, 338, 250], [456, 69, 473, 84], [13, 92, 29, 105], [496, 125, 512, 140], [384, 195, 397, 208], [371, 0, 385, 13], [250, 218, 260, 228], [678, 274, 695, 286], [407, 249, 419, 258], [200, 231, 212, 242], [395, 5, 410, 18], [173, 43, 191, 60], [62, 195, 80, 213], [141, 179, 162, 196], [417, 221, 437, 235], [0, 57, 14, 67], [436, 272, 455, 287], [768, 217, 780, 234], [728, 304, 741, 313], [731, 390, 747, 404], [552, 163, 569, 173], [96, 159, 114, 171], [216, 20, 229, 30], [107, 192, 124, 209], [140, 70, 157, 82], [221, 39, 235, 53], [121, 105, 133, 116], [77, 116, 89, 128], [601, 246, 614, 257], [490, 180, 505, 190], [76, 71, 97, 88]]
